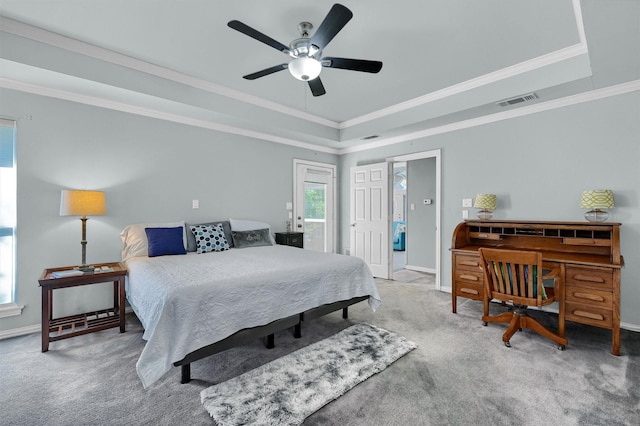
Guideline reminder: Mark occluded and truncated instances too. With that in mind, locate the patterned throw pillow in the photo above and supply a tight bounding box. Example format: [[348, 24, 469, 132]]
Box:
[[189, 223, 230, 254], [231, 228, 273, 248]]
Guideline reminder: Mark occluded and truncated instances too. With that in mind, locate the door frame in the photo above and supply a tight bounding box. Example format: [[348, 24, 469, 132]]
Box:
[[293, 159, 337, 253], [386, 149, 442, 290]]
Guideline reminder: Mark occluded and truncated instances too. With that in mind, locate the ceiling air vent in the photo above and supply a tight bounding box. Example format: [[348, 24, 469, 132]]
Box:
[[497, 93, 538, 107]]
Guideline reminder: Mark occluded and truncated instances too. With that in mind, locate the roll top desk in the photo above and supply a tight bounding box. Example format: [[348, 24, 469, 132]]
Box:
[[450, 220, 623, 355]]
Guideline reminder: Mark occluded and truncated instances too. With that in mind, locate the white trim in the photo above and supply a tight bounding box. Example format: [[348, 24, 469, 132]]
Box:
[[0, 303, 23, 318], [0, 2, 590, 133], [404, 265, 436, 274], [340, 43, 588, 129], [572, 0, 587, 45], [0, 77, 339, 155], [0, 117, 16, 127], [621, 322, 640, 333], [0, 323, 38, 340], [0, 16, 339, 129], [387, 149, 442, 291], [293, 159, 338, 253], [340, 79, 640, 154]]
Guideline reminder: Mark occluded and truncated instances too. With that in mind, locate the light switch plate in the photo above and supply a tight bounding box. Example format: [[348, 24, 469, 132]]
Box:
[[462, 198, 473, 207]]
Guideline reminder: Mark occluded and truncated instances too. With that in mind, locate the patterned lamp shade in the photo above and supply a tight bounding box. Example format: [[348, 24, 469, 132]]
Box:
[[474, 194, 497, 210], [579, 190, 614, 209], [580, 190, 614, 222], [474, 194, 496, 220]]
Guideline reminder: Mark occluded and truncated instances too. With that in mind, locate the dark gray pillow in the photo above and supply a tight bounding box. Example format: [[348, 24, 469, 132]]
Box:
[[186, 221, 233, 251], [232, 228, 273, 248]]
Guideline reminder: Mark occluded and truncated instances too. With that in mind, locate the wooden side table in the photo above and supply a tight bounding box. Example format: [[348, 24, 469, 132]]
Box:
[[38, 262, 128, 352]]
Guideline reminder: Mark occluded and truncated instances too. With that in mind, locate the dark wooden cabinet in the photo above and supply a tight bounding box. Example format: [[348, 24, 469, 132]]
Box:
[[275, 232, 304, 248], [451, 220, 623, 355]]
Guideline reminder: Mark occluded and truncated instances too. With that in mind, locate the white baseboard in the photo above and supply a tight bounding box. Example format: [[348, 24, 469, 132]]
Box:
[[404, 265, 436, 274], [0, 323, 40, 340]]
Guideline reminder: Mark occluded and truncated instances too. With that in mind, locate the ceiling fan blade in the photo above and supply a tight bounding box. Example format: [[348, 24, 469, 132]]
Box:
[[322, 57, 383, 73], [308, 77, 326, 97], [309, 4, 353, 51], [243, 64, 288, 80], [228, 20, 290, 54]]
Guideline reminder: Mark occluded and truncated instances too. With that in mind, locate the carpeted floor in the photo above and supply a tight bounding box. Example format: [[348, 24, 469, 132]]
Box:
[[1, 276, 639, 425]]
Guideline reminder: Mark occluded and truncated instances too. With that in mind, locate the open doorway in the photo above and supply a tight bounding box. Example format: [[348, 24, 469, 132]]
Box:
[[388, 150, 441, 289], [392, 162, 407, 272]]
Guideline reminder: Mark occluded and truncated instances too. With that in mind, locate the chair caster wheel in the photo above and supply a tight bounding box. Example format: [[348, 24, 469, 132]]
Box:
[[504, 341, 511, 348], [482, 321, 487, 326], [557, 345, 565, 351]]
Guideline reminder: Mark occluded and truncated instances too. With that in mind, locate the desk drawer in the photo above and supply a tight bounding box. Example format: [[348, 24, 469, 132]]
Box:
[[565, 266, 613, 290], [565, 287, 613, 310], [454, 270, 484, 300], [455, 254, 482, 272], [566, 301, 613, 329]]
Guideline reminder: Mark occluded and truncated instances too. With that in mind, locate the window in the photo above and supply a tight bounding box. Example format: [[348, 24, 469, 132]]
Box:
[[0, 118, 19, 317]]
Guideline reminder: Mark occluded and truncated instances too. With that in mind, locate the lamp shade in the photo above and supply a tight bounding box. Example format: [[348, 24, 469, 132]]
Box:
[[60, 190, 106, 216], [288, 57, 322, 81], [474, 194, 496, 210], [580, 190, 614, 209]]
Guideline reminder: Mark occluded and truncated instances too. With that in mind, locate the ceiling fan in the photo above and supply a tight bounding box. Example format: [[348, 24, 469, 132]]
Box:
[[228, 3, 383, 97]]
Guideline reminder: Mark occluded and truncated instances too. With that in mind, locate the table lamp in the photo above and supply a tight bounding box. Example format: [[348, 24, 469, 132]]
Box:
[[60, 190, 106, 272], [474, 194, 496, 220], [580, 190, 614, 222]]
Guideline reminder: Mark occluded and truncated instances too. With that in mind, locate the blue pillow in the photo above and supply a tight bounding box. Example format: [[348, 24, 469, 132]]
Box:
[[145, 227, 187, 257]]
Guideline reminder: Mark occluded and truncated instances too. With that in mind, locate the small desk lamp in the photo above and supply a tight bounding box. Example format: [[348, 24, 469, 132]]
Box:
[[580, 190, 614, 222], [60, 190, 106, 272], [474, 194, 496, 220]]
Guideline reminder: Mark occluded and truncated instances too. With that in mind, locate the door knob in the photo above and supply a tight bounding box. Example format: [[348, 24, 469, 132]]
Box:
[[351, 223, 356, 227], [297, 224, 302, 228]]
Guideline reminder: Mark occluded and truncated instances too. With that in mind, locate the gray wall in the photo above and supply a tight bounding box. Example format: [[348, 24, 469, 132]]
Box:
[[338, 91, 640, 327], [0, 89, 337, 331], [406, 158, 436, 270]]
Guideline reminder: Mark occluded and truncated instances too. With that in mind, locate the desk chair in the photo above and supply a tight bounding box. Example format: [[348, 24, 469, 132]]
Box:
[[479, 248, 567, 350]]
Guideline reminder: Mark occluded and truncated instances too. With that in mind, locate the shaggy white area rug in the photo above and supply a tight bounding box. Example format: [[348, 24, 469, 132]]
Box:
[[200, 323, 417, 425]]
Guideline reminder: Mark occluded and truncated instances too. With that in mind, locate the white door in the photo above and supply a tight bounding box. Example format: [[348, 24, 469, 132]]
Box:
[[350, 162, 390, 279], [294, 160, 336, 252]]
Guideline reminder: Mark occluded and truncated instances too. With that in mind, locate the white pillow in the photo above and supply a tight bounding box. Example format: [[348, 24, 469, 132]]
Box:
[[120, 220, 186, 261], [229, 218, 275, 243]]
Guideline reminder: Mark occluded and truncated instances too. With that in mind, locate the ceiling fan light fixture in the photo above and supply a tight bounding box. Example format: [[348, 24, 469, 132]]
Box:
[[288, 57, 322, 81]]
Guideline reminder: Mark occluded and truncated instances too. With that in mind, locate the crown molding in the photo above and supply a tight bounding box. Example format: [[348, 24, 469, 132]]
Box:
[[0, 77, 340, 155], [0, 16, 339, 130], [339, 79, 640, 155]]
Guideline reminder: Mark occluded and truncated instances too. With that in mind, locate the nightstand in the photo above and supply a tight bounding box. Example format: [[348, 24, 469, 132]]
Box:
[[275, 232, 304, 248], [38, 262, 128, 352]]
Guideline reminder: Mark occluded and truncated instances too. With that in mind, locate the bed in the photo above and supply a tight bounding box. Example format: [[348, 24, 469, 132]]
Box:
[[121, 219, 380, 388]]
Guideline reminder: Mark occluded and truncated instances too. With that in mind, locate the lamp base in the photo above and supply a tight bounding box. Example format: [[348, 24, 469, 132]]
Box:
[[584, 209, 609, 222], [77, 264, 96, 273], [477, 209, 494, 220]]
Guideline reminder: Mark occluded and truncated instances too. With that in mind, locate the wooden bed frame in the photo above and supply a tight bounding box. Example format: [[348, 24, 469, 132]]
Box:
[[174, 295, 369, 383]]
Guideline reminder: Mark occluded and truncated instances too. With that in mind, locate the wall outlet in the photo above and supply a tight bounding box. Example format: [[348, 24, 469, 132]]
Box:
[[462, 209, 469, 219], [192, 199, 199, 209]]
